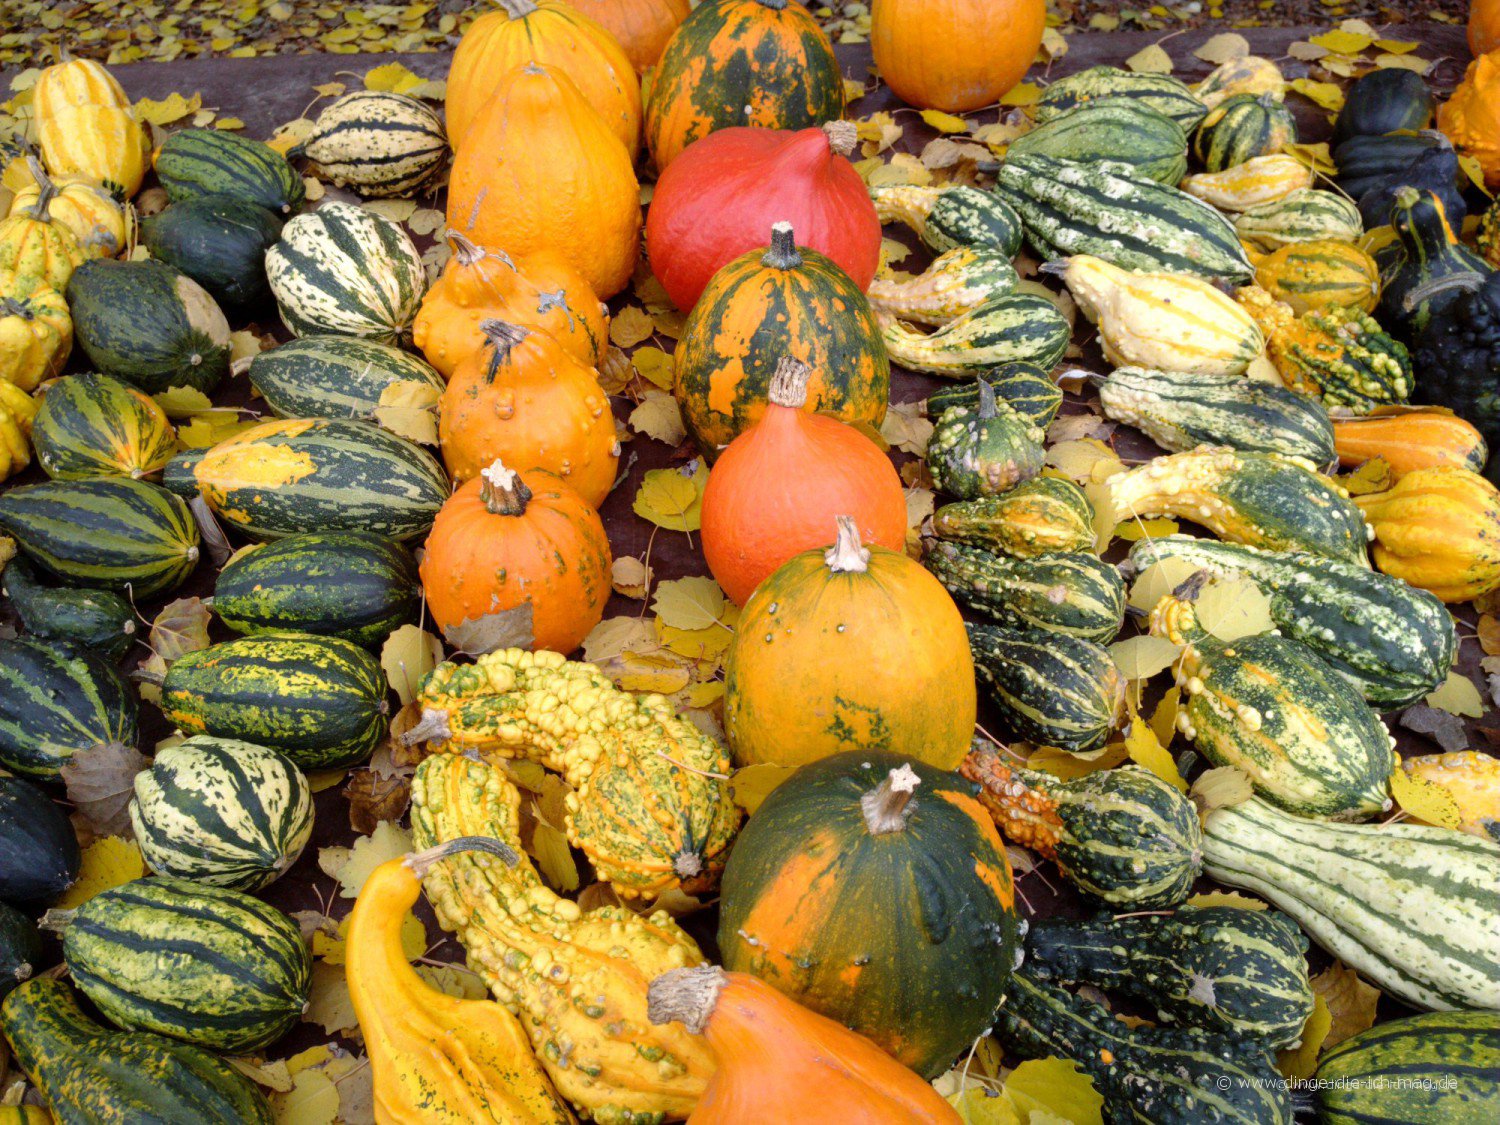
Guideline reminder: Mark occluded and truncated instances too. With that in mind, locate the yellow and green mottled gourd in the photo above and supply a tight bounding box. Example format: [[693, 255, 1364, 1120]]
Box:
[[1250, 239, 1382, 315], [930, 476, 1096, 557], [1180, 154, 1314, 212], [865, 247, 1017, 326], [924, 378, 1045, 499], [877, 292, 1069, 377], [868, 183, 1024, 256], [1234, 189, 1363, 252], [410, 753, 713, 1125]]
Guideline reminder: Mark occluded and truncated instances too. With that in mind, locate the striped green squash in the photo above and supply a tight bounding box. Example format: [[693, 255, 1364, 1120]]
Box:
[[966, 622, 1124, 753], [1, 558, 136, 662], [931, 477, 1096, 558], [162, 418, 447, 542], [159, 632, 389, 769], [33, 373, 177, 481], [212, 530, 421, 647], [924, 362, 1063, 426], [0, 477, 200, 598], [1034, 66, 1208, 131], [246, 334, 445, 422], [297, 91, 447, 198], [1194, 93, 1297, 171], [140, 195, 284, 311], [1, 978, 274, 1125], [265, 200, 426, 343], [879, 292, 1069, 377], [154, 127, 304, 215], [870, 184, 1025, 257], [926, 543, 1124, 641], [1008, 99, 1189, 184], [1129, 535, 1455, 709], [63, 877, 311, 1052], [1097, 366, 1336, 463], [996, 153, 1254, 283], [1025, 907, 1313, 1047], [129, 736, 313, 891], [1202, 797, 1500, 1011], [0, 638, 137, 779], [1315, 1010, 1500, 1124], [1233, 188, 1364, 251]]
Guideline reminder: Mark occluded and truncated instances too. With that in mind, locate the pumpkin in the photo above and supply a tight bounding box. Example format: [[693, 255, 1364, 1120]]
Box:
[[30, 59, 149, 199], [646, 0, 844, 170], [1475, 0, 1500, 56], [701, 356, 906, 606], [563, 0, 691, 72], [438, 320, 619, 505], [645, 120, 880, 312], [1437, 52, 1500, 189], [413, 233, 607, 378], [6, 161, 127, 260], [1355, 466, 1500, 601], [446, 63, 641, 299], [871, 0, 1046, 114], [715, 752, 1022, 1079], [1333, 412, 1488, 478], [724, 517, 975, 770], [0, 288, 71, 393], [420, 460, 611, 655], [649, 966, 962, 1124], [0, 166, 85, 296], [674, 221, 889, 454], [445, 0, 640, 155]]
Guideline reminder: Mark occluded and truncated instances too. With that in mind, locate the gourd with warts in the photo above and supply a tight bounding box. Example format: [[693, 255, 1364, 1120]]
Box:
[[867, 248, 1018, 326], [925, 378, 1046, 499], [877, 292, 1069, 377], [1354, 465, 1500, 601], [868, 183, 1024, 257]]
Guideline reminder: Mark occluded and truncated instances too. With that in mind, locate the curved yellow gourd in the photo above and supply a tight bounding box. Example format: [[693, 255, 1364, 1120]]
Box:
[[31, 60, 150, 199], [1355, 466, 1500, 601], [1180, 154, 1313, 212], [0, 381, 37, 481], [866, 248, 1016, 326]]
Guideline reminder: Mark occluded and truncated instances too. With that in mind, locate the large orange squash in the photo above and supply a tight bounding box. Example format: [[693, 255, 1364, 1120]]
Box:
[[439, 320, 619, 506], [723, 517, 975, 770], [445, 0, 641, 155], [871, 0, 1045, 113], [420, 459, 611, 654], [414, 233, 608, 378], [646, 0, 844, 170], [1473, 0, 1500, 56], [1438, 52, 1500, 189], [563, 0, 691, 73], [447, 63, 642, 299], [1333, 411, 1488, 479]]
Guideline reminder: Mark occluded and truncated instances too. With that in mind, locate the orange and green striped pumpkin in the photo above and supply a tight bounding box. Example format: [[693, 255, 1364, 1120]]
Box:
[[716, 750, 1021, 1079], [673, 221, 888, 455], [1252, 239, 1381, 315], [646, 0, 844, 170]]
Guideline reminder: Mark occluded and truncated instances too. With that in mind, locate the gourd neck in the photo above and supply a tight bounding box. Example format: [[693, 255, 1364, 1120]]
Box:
[[23, 156, 57, 221], [498, 0, 539, 19], [480, 318, 528, 379], [647, 965, 726, 1035], [766, 355, 811, 409], [447, 230, 493, 267], [404, 836, 520, 879], [479, 458, 532, 516], [861, 764, 920, 835], [1395, 187, 1455, 245], [822, 119, 858, 157], [0, 297, 32, 320], [762, 221, 802, 271], [824, 515, 870, 574], [976, 375, 998, 420]]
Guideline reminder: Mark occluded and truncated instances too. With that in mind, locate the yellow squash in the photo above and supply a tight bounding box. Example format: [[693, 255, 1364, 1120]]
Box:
[[8, 162, 129, 259], [31, 59, 150, 199], [0, 286, 71, 392], [0, 380, 38, 481], [1355, 466, 1500, 601], [1181, 154, 1313, 212], [0, 167, 86, 295], [1193, 55, 1287, 110]]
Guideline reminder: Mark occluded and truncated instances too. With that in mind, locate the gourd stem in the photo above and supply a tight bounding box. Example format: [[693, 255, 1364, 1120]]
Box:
[[767, 356, 812, 409], [447, 230, 485, 266], [646, 965, 726, 1034], [0, 298, 31, 319], [479, 458, 532, 517], [822, 119, 858, 157], [762, 221, 803, 271], [861, 764, 921, 835], [755, 0, 789, 8], [23, 155, 57, 221], [521, 61, 545, 77], [824, 515, 870, 574], [404, 836, 519, 879], [480, 318, 529, 381], [976, 375, 998, 420], [400, 707, 453, 746], [497, 0, 539, 18]]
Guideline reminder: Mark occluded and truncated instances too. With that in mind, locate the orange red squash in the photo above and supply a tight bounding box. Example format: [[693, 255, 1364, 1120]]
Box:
[[871, 0, 1045, 113], [1472, 0, 1500, 57], [1438, 51, 1500, 189]]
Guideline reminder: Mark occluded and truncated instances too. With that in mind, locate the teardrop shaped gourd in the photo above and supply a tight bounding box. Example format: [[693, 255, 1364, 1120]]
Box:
[[30, 59, 150, 199], [1193, 54, 1287, 110], [925, 542, 1125, 642], [32, 373, 176, 481], [1194, 92, 1298, 172], [564, 0, 691, 73], [420, 460, 612, 654], [1354, 466, 1500, 602], [1180, 153, 1314, 212], [701, 357, 906, 606], [1379, 188, 1491, 340], [877, 292, 1070, 377], [724, 517, 975, 770], [446, 63, 641, 299], [925, 378, 1045, 499], [869, 183, 1025, 257], [1234, 188, 1363, 252], [930, 477, 1096, 558], [867, 247, 1018, 326], [1333, 412, 1488, 478]]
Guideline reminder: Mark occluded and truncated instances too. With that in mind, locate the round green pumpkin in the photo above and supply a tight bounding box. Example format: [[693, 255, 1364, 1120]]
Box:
[[1194, 92, 1297, 172], [141, 195, 283, 310]]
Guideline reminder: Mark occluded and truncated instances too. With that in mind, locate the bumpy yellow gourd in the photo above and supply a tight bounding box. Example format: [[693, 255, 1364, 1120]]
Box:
[[8, 163, 129, 259], [0, 286, 71, 392], [411, 753, 714, 1125], [1181, 154, 1314, 212], [1401, 752, 1500, 840], [866, 248, 1017, 326], [0, 171, 86, 295], [1053, 255, 1263, 376], [0, 380, 38, 481], [31, 60, 149, 199], [1355, 466, 1500, 601]]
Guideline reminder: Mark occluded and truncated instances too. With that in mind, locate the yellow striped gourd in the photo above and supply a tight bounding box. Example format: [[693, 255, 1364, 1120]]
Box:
[[30, 60, 149, 199], [866, 248, 1017, 326], [1180, 154, 1314, 212]]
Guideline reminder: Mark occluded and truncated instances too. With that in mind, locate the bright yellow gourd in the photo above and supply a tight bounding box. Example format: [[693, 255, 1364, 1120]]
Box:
[[1181, 154, 1314, 212], [0, 380, 38, 481], [8, 161, 129, 259], [1251, 239, 1381, 315], [1400, 752, 1500, 840], [31, 59, 150, 199], [0, 168, 86, 295], [1355, 466, 1500, 601], [0, 286, 71, 392], [1193, 55, 1287, 110]]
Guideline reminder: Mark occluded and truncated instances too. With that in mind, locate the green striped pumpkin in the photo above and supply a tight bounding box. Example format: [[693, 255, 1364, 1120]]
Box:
[[926, 543, 1124, 641], [162, 418, 447, 542], [129, 736, 313, 891], [159, 632, 389, 769], [154, 127, 304, 215], [265, 200, 427, 343], [0, 639, 138, 780], [0, 477, 200, 598], [966, 622, 1124, 753], [32, 373, 177, 481], [63, 877, 311, 1052], [1033, 66, 1208, 131], [246, 334, 445, 422], [1202, 797, 1500, 1011], [925, 385, 1045, 498], [1315, 1010, 1500, 1123], [931, 477, 1096, 558], [1233, 188, 1364, 251], [1194, 93, 1297, 171], [924, 362, 1063, 427], [1008, 98, 1189, 184], [298, 91, 447, 198], [212, 530, 421, 647]]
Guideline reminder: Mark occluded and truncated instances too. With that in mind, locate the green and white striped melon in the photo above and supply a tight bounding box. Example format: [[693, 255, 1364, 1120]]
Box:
[[245, 335, 445, 422], [265, 201, 426, 343], [297, 91, 447, 198], [129, 736, 313, 892], [63, 877, 311, 1052], [967, 622, 1125, 753], [0, 638, 138, 780], [32, 373, 178, 481], [154, 127, 305, 215]]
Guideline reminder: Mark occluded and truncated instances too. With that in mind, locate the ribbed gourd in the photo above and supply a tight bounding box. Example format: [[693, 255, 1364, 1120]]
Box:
[[0, 167, 86, 294], [0, 637, 138, 779], [1007, 99, 1190, 184], [931, 476, 1096, 558], [296, 90, 448, 198], [1033, 66, 1208, 131], [30, 59, 150, 199], [1234, 188, 1364, 251], [924, 363, 1064, 427], [32, 372, 177, 481], [1193, 92, 1297, 171], [1251, 239, 1382, 314], [866, 247, 1018, 326], [926, 542, 1125, 642], [1180, 153, 1314, 212], [877, 292, 1069, 378], [1354, 465, 1500, 601], [869, 183, 1025, 256], [1193, 54, 1287, 110], [925, 378, 1045, 499]]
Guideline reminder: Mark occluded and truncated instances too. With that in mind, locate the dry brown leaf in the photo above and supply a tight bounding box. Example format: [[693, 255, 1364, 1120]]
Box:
[[344, 769, 411, 835], [60, 741, 149, 839], [1310, 962, 1380, 1049]]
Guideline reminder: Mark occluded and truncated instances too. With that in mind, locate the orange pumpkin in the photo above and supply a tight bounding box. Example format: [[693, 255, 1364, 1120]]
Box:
[[445, 0, 641, 155], [1438, 52, 1500, 189], [701, 356, 906, 606], [563, 0, 691, 73], [1333, 411, 1489, 479], [1472, 0, 1500, 56], [447, 63, 642, 299], [439, 319, 620, 506], [414, 233, 608, 379], [420, 459, 612, 654], [871, 0, 1045, 113]]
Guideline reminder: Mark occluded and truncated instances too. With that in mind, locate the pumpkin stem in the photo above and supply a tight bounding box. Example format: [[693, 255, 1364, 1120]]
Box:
[[767, 356, 812, 409], [22, 155, 58, 221], [822, 119, 858, 157], [479, 459, 533, 516], [521, 61, 546, 77], [861, 764, 921, 835], [405, 835, 519, 879], [646, 966, 727, 1034], [401, 707, 453, 746], [824, 515, 870, 574], [480, 318, 529, 380], [976, 375, 998, 419], [0, 297, 32, 320], [762, 221, 803, 271], [497, 0, 540, 18]]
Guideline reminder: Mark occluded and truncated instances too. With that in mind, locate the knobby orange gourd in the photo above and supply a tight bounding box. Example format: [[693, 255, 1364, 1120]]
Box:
[[563, 0, 691, 73], [701, 356, 906, 606], [871, 0, 1046, 113], [1438, 51, 1500, 189], [1355, 466, 1500, 601]]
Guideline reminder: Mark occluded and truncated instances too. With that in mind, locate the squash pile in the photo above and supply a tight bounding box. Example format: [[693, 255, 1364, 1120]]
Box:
[[1, 13, 1500, 1125]]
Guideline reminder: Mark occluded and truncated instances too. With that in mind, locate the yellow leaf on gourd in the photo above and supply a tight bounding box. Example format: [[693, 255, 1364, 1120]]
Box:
[[1026, 742, 1128, 778], [55, 837, 145, 909], [1003, 1057, 1105, 1125], [651, 576, 730, 631], [1123, 713, 1188, 792], [269, 1065, 339, 1125], [1277, 993, 1332, 1079], [374, 379, 440, 445], [582, 616, 658, 664], [1426, 671, 1485, 718], [1125, 44, 1174, 75], [1389, 760, 1464, 830], [608, 650, 695, 694], [657, 617, 736, 662], [1150, 685, 1181, 749], [633, 463, 706, 532], [530, 820, 579, 892], [1187, 890, 1269, 910], [1289, 78, 1345, 113], [1129, 557, 1200, 613], [1194, 33, 1251, 64], [1045, 439, 1124, 485], [379, 624, 443, 708], [304, 961, 358, 1036], [414, 963, 489, 1000], [1194, 577, 1275, 642], [945, 1087, 1022, 1125], [1109, 635, 1183, 682], [629, 390, 686, 446], [919, 109, 970, 135], [1311, 962, 1380, 1048]]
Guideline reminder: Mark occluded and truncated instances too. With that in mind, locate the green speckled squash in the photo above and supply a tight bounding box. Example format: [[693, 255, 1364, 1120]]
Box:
[[931, 476, 1095, 558], [154, 127, 304, 215], [924, 362, 1063, 427], [246, 334, 446, 422], [1033, 66, 1208, 131], [926, 542, 1124, 641], [1234, 188, 1363, 251], [879, 293, 1070, 378], [0, 638, 137, 779], [1194, 93, 1297, 171], [1008, 98, 1189, 184], [32, 372, 176, 481], [869, 184, 1025, 257], [967, 623, 1125, 754], [925, 379, 1045, 499]]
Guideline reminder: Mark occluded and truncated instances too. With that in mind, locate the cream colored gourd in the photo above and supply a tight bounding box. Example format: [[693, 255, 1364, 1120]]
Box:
[[1181, 154, 1315, 212]]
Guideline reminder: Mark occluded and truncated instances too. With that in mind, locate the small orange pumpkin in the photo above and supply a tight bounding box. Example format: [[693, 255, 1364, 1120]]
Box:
[[1333, 411, 1489, 479], [871, 0, 1045, 113], [420, 458, 612, 655], [439, 319, 620, 506], [563, 0, 691, 73], [414, 233, 608, 379], [1438, 52, 1500, 189]]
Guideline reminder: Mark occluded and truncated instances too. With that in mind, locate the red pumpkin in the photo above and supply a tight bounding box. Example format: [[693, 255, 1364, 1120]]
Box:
[[646, 121, 880, 312]]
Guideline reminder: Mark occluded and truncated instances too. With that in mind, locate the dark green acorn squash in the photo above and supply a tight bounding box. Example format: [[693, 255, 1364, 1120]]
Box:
[[1412, 269, 1500, 481], [1355, 136, 1467, 231], [1380, 187, 1491, 340], [0, 775, 79, 906], [1, 558, 136, 661], [0, 901, 43, 1000], [0, 639, 138, 781], [154, 127, 304, 215], [140, 195, 283, 310], [1333, 68, 1436, 146], [1333, 130, 1446, 198]]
